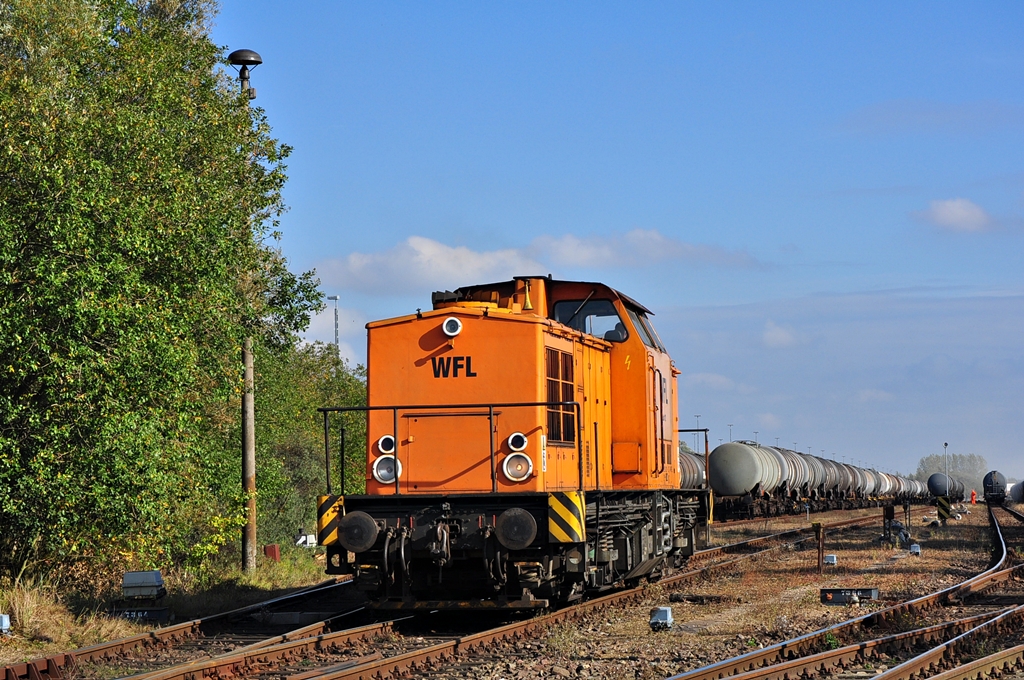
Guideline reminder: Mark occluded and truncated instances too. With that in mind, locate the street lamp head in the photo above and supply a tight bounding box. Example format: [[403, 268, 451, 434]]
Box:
[[228, 49, 263, 67], [327, 295, 339, 301]]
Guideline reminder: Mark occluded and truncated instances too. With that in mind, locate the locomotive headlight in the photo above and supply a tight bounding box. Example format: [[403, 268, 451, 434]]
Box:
[[376, 434, 396, 455], [442, 316, 463, 338], [507, 432, 528, 452], [372, 455, 402, 484], [502, 452, 533, 482]]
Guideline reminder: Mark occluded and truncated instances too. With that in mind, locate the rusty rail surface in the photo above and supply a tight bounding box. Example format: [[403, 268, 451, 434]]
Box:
[[925, 641, 1024, 680], [0, 577, 351, 680], [996, 502, 1024, 523], [667, 503, 1008, 680], [125, 621, 392, 680], [875, 604, 1024, 680], [712, 610, 1005, 680]]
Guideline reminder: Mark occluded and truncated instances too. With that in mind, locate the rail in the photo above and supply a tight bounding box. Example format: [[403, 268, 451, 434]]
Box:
[[0, 577, 351, 680], [318, 401, 583, 494], [667, 503, 1010, 680]]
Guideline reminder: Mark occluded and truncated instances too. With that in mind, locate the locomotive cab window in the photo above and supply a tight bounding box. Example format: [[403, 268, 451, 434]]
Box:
[[545, 348, 576, 444], [552, 299, 627, 342]]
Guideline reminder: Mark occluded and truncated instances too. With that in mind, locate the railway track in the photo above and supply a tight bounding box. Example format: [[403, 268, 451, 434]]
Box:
[[1, 509, 886, 680], [1, 577, 362, 680], [665, 502, 1024, 680]]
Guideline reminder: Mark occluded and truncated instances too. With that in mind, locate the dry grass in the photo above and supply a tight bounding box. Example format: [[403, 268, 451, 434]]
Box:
[[0, 580, 143, 665], [163, 548, 328, 620], [0, 548, 328, 665]]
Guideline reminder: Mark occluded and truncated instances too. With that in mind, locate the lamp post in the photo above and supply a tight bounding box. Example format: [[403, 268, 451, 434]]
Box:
[[327, 295, 340, 357], [753, 431, 758, 444], [229, 47, 263, 573], [944, 442, 949, 495], [694, 415, 701, 452], [728, 424, 733, 442]]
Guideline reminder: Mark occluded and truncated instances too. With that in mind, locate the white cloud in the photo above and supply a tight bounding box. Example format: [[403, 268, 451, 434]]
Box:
[[306, 305, 366, 340], [762, 319, 797, 348], [532, 229, 763, 269], [320, 236, 544, 295], [684, 373, 736, 391], [857, 389, 894, 403], [319, 230, 763, 296], [757, 413, 781, 429], [914, 198, 992, 233]]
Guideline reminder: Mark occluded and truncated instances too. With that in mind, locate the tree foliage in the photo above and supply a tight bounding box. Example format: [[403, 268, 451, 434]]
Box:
[[912, 453, 989, 491], [249, 343, 365, 545], [0, 0, 320, 577]]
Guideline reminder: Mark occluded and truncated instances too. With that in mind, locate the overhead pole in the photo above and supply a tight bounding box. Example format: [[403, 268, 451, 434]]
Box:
[[328, 295, 340, 358], [230, 47, 263, 573]]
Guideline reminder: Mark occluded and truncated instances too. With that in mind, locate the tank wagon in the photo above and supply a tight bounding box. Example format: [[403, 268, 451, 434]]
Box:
[[927, 473, 966, 501], [1010, 481, 1024, 504], [316, 277, 707, 609], [983, 470, 1007, 504], [707, 441, 926, 519]]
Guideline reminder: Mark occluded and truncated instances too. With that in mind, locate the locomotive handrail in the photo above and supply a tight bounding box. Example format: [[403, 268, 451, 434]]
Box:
[[318, 401, 583, 495]]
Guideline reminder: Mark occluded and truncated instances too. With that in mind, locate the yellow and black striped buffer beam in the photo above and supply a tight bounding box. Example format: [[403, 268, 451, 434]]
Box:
[[316, 495, 344, 546], [548, 491, 585, 543]]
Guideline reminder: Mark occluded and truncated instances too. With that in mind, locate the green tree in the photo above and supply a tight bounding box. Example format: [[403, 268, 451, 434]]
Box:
[[913, 453, 990, 491], [248, 343, 366, 545], [0, 0, 319, 576]]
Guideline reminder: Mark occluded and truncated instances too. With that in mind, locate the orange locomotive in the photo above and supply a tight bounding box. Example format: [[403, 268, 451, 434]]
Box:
[[316, 276, 707, 608]]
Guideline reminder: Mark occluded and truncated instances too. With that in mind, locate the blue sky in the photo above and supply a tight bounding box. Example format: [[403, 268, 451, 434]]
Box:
[[214, 2, 1024, 478]]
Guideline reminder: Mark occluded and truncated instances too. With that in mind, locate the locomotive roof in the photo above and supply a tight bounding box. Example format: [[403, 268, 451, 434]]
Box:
[[436, 277, 655, 316]]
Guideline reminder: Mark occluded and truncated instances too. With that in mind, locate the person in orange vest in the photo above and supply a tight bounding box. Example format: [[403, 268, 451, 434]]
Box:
[[970, 489, 977, 504]]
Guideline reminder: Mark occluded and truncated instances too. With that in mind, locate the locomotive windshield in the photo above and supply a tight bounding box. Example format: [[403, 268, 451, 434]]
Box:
[[552, 299, 627, 342], [626, 307, 667, 352]]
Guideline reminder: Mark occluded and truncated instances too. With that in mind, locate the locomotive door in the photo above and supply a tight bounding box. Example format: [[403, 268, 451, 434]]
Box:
[[545, 343, 578, 491], [405, 412, 493, 492]]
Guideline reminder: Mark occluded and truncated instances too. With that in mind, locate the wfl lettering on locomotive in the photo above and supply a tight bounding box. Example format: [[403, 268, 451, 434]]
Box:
[[315, 276, 707, 609]]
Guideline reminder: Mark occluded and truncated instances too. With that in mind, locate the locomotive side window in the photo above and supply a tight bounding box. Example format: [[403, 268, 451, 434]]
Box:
[[545, 348, 576, 443], [552, 299, 627, 342]]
